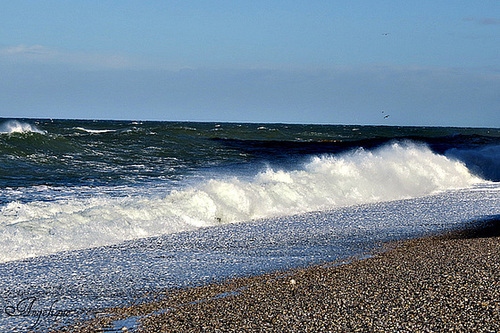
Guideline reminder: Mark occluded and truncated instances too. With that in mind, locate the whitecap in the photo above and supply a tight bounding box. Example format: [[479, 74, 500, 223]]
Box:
[[74, 127, 117, 134], [0, 120, 46, 134]]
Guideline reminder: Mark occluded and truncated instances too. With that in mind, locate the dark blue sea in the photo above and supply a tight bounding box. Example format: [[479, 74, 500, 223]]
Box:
[[0, 118, 499, 330]]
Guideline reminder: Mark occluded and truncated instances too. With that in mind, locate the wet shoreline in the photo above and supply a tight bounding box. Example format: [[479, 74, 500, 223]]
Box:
[[56, 219, 500, 332]]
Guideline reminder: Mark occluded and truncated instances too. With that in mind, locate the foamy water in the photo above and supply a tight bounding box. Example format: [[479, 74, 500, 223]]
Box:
[[0, 142, 484, 262], [0, 182, 499, 332]]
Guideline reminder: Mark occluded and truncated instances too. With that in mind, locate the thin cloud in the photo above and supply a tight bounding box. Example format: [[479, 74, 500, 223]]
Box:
[[0, 44, 56, 57], [0, 44, 138, 69], [463, 17, 500, 26]]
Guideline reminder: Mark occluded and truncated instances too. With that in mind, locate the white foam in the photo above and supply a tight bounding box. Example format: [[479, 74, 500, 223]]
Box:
[[74, 127, 117, 134], [0, 142, 485, 262], [0, 120, 46, 134]]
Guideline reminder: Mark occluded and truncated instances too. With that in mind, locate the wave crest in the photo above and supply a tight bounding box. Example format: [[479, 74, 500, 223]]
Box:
[[187, 141, 482, 222], [74, 127, 117, 134], [0, 120, 46, 134]]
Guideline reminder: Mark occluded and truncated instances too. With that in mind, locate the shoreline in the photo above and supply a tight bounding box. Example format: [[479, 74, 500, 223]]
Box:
[[54, 219, 500, 332]]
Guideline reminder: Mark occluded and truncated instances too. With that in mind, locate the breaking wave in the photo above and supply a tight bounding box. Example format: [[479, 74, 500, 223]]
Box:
[[0, 120, 46, 134], [0, 141, 485, 262]]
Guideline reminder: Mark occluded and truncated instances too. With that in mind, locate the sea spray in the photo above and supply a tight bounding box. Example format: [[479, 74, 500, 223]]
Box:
[[0, 120, 46, 134]]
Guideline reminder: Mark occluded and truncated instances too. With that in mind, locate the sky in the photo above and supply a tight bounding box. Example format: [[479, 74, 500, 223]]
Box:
[[0, 1, 499, 127]]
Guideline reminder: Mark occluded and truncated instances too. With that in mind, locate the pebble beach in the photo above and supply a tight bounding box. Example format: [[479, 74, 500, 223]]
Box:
[[58, 219, 500, 332]]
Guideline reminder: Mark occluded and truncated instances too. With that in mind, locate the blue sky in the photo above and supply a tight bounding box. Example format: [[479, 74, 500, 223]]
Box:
[[0, 1, 499, 127]]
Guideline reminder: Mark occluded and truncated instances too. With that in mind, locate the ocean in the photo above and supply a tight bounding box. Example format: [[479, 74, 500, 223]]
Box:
[[0, 118, 499, 330]]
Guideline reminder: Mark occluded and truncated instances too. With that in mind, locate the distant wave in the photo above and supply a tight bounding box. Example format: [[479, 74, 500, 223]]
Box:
[[0, 120, 46, 134], [74, 127, 117, 134], [0, 141, 484, 263]]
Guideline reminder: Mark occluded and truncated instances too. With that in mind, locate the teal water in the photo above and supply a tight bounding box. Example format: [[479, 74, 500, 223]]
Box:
[[2, 118, 499, 190]]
